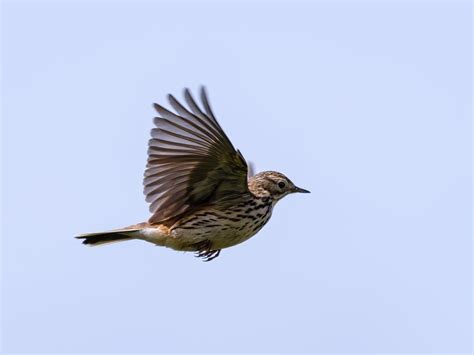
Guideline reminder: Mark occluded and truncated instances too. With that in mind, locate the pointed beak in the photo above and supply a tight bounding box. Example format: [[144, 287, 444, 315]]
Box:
[[294, 186, 310, 193]]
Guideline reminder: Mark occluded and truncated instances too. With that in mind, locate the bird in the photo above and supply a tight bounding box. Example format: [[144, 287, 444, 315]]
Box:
[[76, 87, 309, 261]]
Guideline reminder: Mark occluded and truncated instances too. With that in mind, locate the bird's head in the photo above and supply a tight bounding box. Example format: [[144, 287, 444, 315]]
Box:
[[248, 171, 310, 201]]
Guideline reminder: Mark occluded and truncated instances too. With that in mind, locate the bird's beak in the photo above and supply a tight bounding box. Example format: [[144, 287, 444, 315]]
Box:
[[294, 186, 310, 193]]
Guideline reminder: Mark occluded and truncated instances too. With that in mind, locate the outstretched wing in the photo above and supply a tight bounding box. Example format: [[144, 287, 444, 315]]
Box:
[[144, 87, 248, 224]]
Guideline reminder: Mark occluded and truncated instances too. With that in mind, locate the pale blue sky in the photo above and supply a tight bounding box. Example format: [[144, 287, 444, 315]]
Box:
[[2, 1, 471, 353]]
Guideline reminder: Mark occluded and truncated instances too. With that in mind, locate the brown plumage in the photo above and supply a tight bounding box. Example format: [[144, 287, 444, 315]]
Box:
[[76, 87, 309, 261]]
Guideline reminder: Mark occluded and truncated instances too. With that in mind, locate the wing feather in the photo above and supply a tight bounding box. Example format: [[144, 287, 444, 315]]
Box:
[[144, 87, 248, 224]]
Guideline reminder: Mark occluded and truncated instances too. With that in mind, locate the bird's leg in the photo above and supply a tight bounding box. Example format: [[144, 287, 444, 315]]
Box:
[[193, 240, 221, 262], [193, 240, 211, 256]]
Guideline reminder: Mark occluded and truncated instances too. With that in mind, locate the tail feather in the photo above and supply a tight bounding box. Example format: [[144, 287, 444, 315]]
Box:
[[76, 229, 140, 246]]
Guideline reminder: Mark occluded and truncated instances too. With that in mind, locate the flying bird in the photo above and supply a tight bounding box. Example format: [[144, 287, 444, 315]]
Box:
[[76, 87, 309, 261]]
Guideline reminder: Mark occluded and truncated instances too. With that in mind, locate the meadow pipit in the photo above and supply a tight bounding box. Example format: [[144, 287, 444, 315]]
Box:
[[77, 87, 309, 261]]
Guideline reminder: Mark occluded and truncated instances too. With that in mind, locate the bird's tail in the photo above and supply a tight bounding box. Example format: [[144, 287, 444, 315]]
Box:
[[76, 229, 141, 246]]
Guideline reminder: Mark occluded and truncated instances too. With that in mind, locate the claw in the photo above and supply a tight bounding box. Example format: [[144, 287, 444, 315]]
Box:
[[202, 249, 220, 262]]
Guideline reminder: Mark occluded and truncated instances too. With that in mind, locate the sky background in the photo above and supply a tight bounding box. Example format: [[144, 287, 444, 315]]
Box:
[[1, 1, 472, 353]]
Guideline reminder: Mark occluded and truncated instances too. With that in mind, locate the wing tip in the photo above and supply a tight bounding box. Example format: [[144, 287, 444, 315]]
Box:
[[153, 102, 162, 112], [167, 93, 176, 104], [200, 85, 208, 99]]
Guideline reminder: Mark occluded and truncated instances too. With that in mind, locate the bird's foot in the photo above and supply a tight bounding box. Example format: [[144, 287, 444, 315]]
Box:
[[196, 249, 221, 262], [193, 240, 221, 262]]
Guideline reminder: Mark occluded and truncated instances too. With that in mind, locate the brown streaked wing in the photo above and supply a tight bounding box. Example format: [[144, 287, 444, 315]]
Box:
[[145, 87, 248, 224]]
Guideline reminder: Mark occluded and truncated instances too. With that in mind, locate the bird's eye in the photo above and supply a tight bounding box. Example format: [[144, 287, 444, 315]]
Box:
[[278, 181, 286, 189]]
